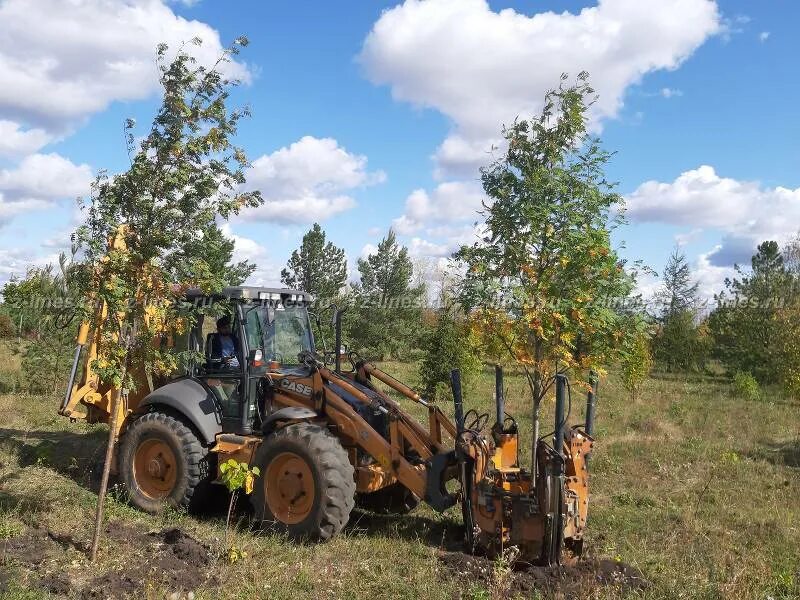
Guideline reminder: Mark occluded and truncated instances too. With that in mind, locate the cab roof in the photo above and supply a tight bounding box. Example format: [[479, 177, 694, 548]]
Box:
[[183, 286, 314, 304]]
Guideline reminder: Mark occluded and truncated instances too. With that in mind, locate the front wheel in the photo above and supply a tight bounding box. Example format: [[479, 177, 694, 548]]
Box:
[[118, 411, 211, 513], [251, 423, 355, 541]]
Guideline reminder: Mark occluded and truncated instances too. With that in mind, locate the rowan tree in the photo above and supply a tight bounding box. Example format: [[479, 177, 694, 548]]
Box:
[[75, 37, 262, 387], [455, 73, 639, 465]]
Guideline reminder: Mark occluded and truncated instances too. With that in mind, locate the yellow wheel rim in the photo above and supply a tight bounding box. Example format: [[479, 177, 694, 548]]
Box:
[[133, 438, 177, 500], [265, 452, 315, 524]]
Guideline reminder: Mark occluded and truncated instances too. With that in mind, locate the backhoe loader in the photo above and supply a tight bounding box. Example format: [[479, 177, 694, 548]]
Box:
[[60, 285, 595, 564]]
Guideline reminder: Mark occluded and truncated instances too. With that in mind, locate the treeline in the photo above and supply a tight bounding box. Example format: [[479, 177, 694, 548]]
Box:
[[641, 238, 800, 399]]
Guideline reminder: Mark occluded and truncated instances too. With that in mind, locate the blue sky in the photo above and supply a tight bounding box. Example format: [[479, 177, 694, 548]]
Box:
[[0, 0, 798, 302]]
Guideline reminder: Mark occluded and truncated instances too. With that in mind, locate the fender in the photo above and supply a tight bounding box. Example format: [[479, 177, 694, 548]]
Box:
[[262, 406, 318, 435], [138, 378, 222, 445]]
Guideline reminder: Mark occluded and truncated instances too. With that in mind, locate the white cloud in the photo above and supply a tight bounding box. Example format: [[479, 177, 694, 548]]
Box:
[[759, 31, 770, 43], [692, 246, 735, 305], [0, 153, 92, 226], [626, 165, 800, 266], [242, 136, 385, 225], [408, 237, 450, 258], [392, 181, 485, 235], [219, 223, 278, 287], [0, 0, 249, 133], [360, 0, 720, 177], [675, 228, 703, 247], [360, 243, 379, 259], [0, 120, 54, 158], [660, 87, 683, 98]]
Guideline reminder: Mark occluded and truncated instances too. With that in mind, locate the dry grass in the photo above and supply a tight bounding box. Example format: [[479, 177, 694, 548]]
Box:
[[1, 352, 799, 599]]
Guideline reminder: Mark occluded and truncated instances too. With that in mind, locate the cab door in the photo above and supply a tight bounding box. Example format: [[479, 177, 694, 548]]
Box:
[[198, 308, 246, 434]]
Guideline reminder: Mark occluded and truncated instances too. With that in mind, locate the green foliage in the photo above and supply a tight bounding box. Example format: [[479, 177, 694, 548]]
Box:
[[709, 241, 794, 383], [2, 256, 82, 394], [73, 38, 263, 388], [455, 73, 640, 412], [0, 313, 14, 338], [620, 326, 653, 400], [655, 248, 699, 320], [348, 230, 425, 360], [219, 458, 260, 494], [652, 310, 711, 372], [732, 371, 761, 402], [281, 223, 347, 302], [418, 305, 481, 401], [651, 248, 709, 372]]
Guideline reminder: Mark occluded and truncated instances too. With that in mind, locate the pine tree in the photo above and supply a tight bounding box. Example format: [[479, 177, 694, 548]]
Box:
[[348, 230, 424, 359], [655, 248, 699, 321], [281, 223, 347, 302]]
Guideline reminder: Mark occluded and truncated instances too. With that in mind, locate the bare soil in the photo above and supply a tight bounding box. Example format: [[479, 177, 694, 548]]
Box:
[[0, 521, 218, 598], [437, 549, 650, 598]]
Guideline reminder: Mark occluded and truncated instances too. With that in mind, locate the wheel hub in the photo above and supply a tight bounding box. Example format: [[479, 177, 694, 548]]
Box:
[[265, 452, 315, 524], [133, 438, 177, 500]]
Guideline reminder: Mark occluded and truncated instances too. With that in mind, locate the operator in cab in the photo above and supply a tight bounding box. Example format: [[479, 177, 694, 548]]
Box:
[[210, 315, 240, 369]]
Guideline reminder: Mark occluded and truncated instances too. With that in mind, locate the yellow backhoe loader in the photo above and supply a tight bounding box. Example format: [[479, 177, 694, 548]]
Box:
[[60, 285, 595, 564]]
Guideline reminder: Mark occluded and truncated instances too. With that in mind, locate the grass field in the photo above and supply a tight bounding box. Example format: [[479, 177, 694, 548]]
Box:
[[1, 341, 799, 599]]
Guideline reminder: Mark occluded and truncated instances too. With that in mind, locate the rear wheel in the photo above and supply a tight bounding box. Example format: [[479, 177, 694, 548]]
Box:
[[118, 411, 211, 513], [251, 423, 355, 541]]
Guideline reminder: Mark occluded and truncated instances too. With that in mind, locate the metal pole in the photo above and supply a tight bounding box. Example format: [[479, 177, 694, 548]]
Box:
[[450, 369, 465, 433], [554, 374, 567, 458], [585, 369, 598, 437], [334, 306, 342, 374], [494, 365, 504, 427]]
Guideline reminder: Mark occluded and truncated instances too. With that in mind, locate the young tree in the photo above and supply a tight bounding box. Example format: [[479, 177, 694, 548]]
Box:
[[455, 73, 638, 471], [709, 241, 794, 383], [74, 37, 262, 559], [418, 278, 481, 401], [655, 248, 699, 320], [348, 230, 425, 359], [281, 223, 347, 301], [620, 326, 653, 401]]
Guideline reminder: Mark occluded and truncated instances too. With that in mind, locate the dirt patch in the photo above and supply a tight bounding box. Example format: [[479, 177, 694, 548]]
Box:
[[438, 550, 650, 598], [1, 521, 218, 598]]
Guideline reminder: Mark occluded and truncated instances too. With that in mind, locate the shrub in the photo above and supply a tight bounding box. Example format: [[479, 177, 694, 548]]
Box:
[[732, 371, 761, 402], [0, 313, 14, 338]]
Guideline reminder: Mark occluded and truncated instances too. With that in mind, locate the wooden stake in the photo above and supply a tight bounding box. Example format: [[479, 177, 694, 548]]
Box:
[[90, 327, 131, 562], [89, 386, 122, 562]]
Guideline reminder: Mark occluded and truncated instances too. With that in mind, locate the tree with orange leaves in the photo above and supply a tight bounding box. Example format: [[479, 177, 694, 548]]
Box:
[[455, 73, 645, 468]]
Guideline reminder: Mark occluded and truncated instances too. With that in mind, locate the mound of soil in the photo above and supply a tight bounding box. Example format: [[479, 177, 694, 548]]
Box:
[[0, 521, 218, 599], [438, 550, 650, 598]]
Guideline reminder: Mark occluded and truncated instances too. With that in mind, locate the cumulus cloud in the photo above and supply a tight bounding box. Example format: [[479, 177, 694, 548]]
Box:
[[626, 165, 800, 267], [241, 136, 385, 224], [0, 120, 54, 158], [360, 0, 720, 178], [0, 153, 92, 226], [0, 0, 249, 133], [759, 31, 770, 42], [219, 223, 279, 287], [392, 181, 485, 235]]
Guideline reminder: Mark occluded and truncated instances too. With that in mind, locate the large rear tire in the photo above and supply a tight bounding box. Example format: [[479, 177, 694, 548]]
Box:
[[251, 423, 355, 541], [118, 411, 211, 513]]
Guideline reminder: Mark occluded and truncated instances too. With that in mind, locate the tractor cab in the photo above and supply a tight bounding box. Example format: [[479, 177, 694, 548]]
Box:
[[182, 286, 315, 435]]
